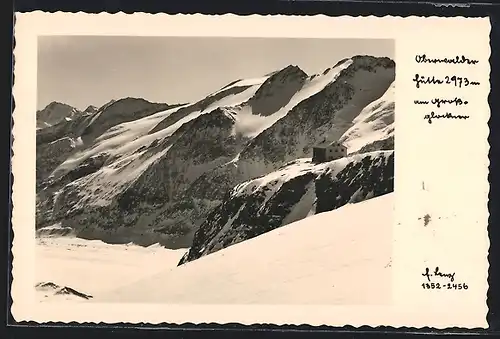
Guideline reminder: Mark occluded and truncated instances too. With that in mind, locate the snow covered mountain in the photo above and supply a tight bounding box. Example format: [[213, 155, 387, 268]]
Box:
[[36, 101, 82, 130], [35, 98, 179, 188], [36, 55, 395, 252]]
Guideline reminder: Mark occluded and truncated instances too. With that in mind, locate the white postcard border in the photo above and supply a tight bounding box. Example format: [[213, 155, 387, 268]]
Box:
[[12, 13, 491, 328]]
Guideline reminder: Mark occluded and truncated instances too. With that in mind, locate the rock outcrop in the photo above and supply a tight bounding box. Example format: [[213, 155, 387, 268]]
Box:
[[179, 151, 394, 265]]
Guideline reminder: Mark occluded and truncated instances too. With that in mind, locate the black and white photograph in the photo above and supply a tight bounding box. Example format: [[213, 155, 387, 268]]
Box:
[[34, 36, 396, 304]]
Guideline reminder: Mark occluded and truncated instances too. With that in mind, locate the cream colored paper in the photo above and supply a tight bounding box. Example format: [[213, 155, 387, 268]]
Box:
[[12, 13, 490, 328]]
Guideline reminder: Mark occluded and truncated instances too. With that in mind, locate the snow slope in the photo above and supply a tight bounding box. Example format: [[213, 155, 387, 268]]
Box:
[[50, 104, 187, 179], [229, 60, 353, 138], [340, 81, 395, 153], [209, 76, 271, 97], [49, 79, 267, 188], [36, 233, 186, 302], [98, 193, 392, 304]]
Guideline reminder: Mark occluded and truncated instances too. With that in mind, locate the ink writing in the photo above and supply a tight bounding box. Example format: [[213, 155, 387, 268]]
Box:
[[413, 53, 481, 124], [422, 266, 456, 282], [415, 54, 479, 65], [424, 111, 470, 124], [413, 74, 480, 89], [413, 97, 468, 108], [421, 282, 468, 291]]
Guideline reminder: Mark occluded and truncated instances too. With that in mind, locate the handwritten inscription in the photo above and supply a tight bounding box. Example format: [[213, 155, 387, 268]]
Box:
[[424, 112, 470, 124], [422, 266, 456, 282], [413, 54, 479, 124], [415, 54, 479, 65], [413, 74, 480, 89], [414, 97, 468, 107], [420, 267, 468, 291]]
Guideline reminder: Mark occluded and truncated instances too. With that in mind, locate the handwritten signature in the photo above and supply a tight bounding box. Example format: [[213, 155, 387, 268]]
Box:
[[422, 266, 456, 282]]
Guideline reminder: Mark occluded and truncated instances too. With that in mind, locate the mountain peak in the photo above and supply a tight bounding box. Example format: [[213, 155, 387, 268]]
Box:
[[107, 97, 175, 109], [277, 64, 307, 78], [350, 55, 395, 68], [42, 101, 74, 111], [320, 56, 394, 78], [36, 101, 81, 130], [112, 97, 150, 105], [316, 55, 395, 82], [83, 105, 98, 114], [248, 64, 308, 116], [98, 99, 117, 111], [332, 58, 351, 69]]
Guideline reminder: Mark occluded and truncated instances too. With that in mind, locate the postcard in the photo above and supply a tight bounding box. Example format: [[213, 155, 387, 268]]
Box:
[[11, 13, 490, 328]]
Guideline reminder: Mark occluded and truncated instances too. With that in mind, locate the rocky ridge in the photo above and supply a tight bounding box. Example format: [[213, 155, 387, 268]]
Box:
[[179, 151, 394, 265]]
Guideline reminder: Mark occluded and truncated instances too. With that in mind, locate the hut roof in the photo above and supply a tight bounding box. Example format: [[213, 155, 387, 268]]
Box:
[[314, 140, 346, 149]]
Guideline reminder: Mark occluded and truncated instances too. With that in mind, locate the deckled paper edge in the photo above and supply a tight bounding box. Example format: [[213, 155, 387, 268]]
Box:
[[10, 12, 491, 329]]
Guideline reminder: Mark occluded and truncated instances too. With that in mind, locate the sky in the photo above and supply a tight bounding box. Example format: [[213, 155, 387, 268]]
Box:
[[37, 36, 394, 111]]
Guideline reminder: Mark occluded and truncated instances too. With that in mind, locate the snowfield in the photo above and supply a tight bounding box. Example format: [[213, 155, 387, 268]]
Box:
[[89, 193, 393, 304], [340, 81, 395, 153], [36, 235, 186, 303]]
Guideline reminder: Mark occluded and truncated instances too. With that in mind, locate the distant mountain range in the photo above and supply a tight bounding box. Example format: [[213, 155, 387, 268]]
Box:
[[36, 55, 395, 265]]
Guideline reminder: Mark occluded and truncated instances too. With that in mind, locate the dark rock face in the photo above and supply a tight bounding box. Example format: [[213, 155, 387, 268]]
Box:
[[179, 151, 394, 265], [40, 109, 248, 249], [119, 108, 242, 207], [315, 151, 394, 213], [148, 85, 251, 135], [36, 137, 76, 188], [36, 153, 110, 229], [37, 101, 82, 129], [247, 65, 308, 116], [356, 135, 395, 154], [36, 113, 93, 146], [64, 153, 109, 182], [83, 105, 98, 114]]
